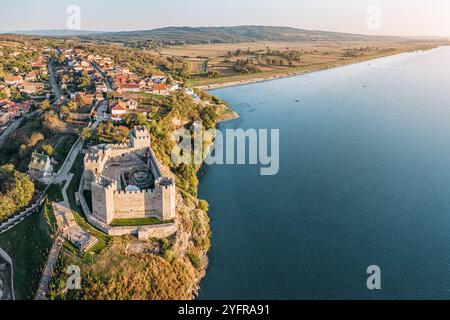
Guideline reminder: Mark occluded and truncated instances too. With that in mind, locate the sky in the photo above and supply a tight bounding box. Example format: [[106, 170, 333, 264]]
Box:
[[1, 0, 450, 37]]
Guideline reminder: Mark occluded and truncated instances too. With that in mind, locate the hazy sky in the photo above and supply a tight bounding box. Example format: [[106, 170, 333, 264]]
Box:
[[1, 0, 450, 36]]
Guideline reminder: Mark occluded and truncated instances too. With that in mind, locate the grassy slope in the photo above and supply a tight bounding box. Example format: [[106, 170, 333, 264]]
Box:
[[0, 207, 53, 299], [66, 153, 111, 259]]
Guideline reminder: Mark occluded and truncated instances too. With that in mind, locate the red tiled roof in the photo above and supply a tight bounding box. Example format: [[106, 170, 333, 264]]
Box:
[[153, 83, 168, 91]]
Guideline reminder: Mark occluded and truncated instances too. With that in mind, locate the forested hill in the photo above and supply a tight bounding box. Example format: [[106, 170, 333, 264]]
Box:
[[79, 25, 402, 45]]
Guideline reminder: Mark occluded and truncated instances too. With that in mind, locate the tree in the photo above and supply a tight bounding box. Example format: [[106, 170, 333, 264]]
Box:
[[43, 111, 65, 134], [174, 164, 198, 196], [60, 106, 71, 119], [77, 73, 92, 91], [41, 99, 51, 111], [124, 113, 147, 127], [0, 164, 35, 221], [28, 132, 45, 147], [18, 144, 28, 159], [10, 86, 21, 101], [67, 101, 77, 111], [80, 127, 93, 141], [42, 144, 54, 157], [0, 88, 8, 100]]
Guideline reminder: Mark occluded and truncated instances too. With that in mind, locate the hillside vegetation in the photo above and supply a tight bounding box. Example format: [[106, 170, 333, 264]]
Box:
[[0, 164, 35, 222], [80, 25, 402, 46]]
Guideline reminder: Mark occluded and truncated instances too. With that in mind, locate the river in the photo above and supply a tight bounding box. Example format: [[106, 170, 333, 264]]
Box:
[[198, 46, 450, 299]]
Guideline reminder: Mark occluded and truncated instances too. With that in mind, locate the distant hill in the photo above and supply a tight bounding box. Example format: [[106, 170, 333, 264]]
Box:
[[5, 29, 104, 37], [3, 26, 404, 45], [81, 25, 403, 45]]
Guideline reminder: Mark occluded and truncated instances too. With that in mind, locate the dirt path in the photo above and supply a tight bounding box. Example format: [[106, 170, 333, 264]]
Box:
[[34, 235, 64, 300]]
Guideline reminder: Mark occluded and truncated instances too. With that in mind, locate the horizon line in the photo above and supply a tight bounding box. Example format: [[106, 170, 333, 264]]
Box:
[[1, 25, 449, 39]]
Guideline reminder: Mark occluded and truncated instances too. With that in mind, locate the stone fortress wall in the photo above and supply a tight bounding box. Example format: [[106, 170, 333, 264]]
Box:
[[84, 126, 176, 226]]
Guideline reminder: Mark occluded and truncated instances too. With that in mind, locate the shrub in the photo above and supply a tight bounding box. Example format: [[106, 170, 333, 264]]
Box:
[[187, 252, 201, 270], [198, 200, 209, 212]]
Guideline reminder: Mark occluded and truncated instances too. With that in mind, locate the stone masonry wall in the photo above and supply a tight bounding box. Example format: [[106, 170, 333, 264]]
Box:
[[112, 189, 163, 220]]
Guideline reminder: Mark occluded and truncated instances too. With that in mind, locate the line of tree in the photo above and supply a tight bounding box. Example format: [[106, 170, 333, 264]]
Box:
[[0, 164, 35, 222]]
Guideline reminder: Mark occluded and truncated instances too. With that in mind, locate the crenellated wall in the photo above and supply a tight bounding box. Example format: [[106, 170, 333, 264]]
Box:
[[112, 188, 162, 219], [91, 176, 116, 224], [85, 126, 176, 226]]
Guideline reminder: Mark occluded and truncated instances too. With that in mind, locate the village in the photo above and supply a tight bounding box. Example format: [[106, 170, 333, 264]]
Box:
[[0, 31, 232, 301], [1, 43, 200, 202], [0, 42, 210, 179], [0, 44, 203, 134]]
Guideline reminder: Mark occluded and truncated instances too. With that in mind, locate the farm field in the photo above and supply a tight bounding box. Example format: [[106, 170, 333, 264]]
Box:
[[150, 40, 442, 87]]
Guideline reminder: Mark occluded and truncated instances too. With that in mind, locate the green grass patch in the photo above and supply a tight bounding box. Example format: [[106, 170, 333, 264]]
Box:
[[53, 135, 78, 172], [0, 207, 53, 300], [71, 209, 110, 260], [187, 252, 201, 270], [42, 200, 58, 235], [110, 218, 174, 227], [64, 152, 111, 260], [46, 183, 65, 203]]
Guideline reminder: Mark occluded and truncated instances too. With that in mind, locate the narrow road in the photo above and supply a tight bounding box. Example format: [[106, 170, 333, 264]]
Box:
[[0, 111, 38, 148], [91, 61, 114, 91], [48, 60, 63, 99], [34, 235, 64, 300], [54, 101, 109, 209], [0, 247, 14, 300], [34, 102, 109, 299]]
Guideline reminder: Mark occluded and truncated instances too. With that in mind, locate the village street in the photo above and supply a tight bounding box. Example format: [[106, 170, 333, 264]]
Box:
[[54, 101, 108, 209], [0, 110, 38, 148]]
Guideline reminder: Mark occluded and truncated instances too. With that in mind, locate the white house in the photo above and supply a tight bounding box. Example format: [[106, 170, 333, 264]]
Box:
[[28, 153, 53, 180]]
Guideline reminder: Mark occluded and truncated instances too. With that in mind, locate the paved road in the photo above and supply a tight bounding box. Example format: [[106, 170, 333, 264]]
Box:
[[1, 58, 61, 148], [91, 61, 114, 91], [0, 248, 14, 300], [48, 60, 63, 99], [54, 101, 109, 209], [33, 102, 109, 299], [0, 111, 38, 148], [34, 235, 64, 300]]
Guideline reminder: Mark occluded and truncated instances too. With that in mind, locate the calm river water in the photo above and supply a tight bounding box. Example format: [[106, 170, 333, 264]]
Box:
[[199, 47, 450, 299]]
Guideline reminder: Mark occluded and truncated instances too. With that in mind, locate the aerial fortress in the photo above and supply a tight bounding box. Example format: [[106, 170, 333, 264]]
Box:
[[82, 126, 176, 230]]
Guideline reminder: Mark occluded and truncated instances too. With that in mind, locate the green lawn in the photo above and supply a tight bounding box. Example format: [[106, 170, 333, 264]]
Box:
[[0, 208, 53, 300], [71, 209, 111, 260], [65, 153, 111, 260], [46, 183, 65, 203], [110, 218, 174, 227], [53, 135, 78, 172]]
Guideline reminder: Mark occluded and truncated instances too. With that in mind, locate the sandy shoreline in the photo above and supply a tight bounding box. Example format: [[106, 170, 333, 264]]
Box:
[[195, 46, 441, 91]]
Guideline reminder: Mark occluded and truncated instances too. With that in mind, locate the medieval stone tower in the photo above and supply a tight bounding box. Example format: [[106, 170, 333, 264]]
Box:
[[83, 126, 176, 226]]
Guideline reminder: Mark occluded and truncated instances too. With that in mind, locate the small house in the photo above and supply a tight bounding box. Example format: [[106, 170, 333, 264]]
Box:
[[28, 152, 53, 180]]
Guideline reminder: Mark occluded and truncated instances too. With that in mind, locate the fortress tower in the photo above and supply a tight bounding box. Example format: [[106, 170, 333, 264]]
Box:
[[83, 126, 176, 226], [131, 126, 152, 151]]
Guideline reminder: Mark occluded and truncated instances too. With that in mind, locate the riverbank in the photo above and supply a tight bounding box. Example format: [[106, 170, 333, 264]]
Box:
[[194, 44, 442, 90]]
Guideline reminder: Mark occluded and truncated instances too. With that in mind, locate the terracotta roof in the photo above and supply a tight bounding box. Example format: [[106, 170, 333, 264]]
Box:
[[111, 100, 127, 110], [26, 71, 36, 78], [153, 83, 168, 91], [4, 75, 23, 82]]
